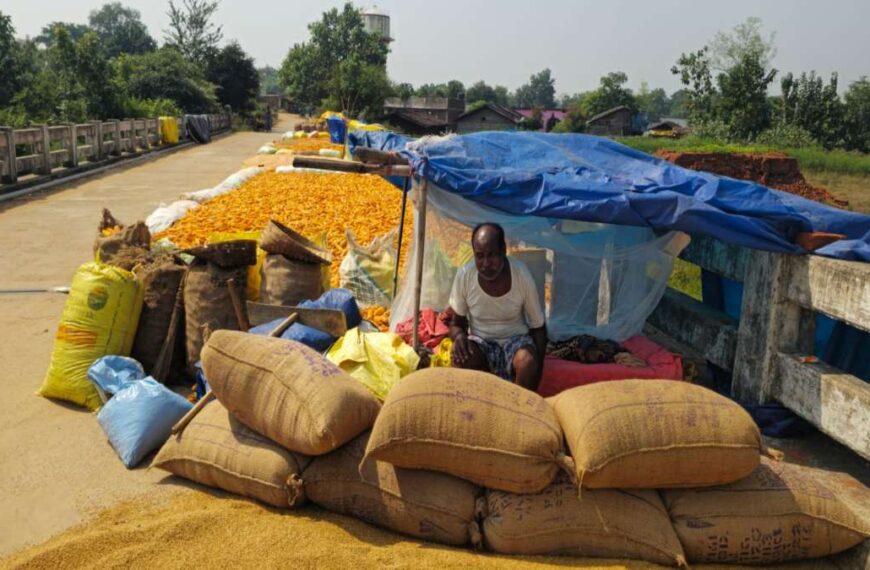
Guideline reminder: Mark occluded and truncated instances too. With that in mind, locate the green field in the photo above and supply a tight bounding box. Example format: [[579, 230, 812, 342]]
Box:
[[616, 136, 870, 176]]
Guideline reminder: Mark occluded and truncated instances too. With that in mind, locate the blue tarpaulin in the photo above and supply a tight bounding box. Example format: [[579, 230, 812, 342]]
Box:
[[349, 130, 870, 261]]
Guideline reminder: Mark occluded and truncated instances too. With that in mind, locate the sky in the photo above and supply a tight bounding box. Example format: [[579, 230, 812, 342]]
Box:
[[4, 0, 869, 96]]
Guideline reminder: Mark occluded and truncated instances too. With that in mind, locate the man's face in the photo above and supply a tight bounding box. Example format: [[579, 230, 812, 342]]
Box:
[[473, 234, 506, 282]]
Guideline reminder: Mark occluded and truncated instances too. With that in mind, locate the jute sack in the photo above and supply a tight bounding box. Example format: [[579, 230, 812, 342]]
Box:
[[663, 458, 870, 565], [184, 259, 249, 374], [553, 380, 761, 488], [202, 331, 381, 455], [259, 254, 323, 306], [131, 257, 186, 377], [364, 368, 570, 494], [484, 473, 686, 567], [154, 400, 310, 508], [304, 432, 483, 547]]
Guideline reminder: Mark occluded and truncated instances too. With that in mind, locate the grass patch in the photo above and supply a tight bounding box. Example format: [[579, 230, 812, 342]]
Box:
[[615, 136, 870, 176], [668, 258, 702, 301], [804, 171, 870, 214]]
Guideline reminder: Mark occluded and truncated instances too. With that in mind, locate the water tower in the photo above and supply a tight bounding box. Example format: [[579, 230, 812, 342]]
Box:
[[362, 5, 392, 43]]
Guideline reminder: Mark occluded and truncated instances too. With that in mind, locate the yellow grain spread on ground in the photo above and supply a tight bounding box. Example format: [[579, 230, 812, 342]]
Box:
[[0, 489, 676, 570], [156, 171, 412, 288]]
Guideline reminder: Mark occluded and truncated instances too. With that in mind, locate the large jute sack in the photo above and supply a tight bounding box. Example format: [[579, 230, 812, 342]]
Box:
[[483, 473, 686, 567], [364, 368, 569, 494], [553, 380, 761, 489], [304, 432, 483, 547], [184, 259, 249, 374], [202, 331, 381, 455], [260, 254, 324, 306], [154, 401, 310, 508], [664, 458, 870, 565], [131, 257, 186, 378]]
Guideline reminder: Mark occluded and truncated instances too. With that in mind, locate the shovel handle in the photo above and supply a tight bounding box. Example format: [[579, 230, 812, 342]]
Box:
[[268, 312, 298, 338], [171, 391, 215, 435]]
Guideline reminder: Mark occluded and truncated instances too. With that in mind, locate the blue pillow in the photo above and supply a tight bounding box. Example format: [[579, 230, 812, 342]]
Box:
[[249, 320, 336, 352], [97, 378, 192, 468]]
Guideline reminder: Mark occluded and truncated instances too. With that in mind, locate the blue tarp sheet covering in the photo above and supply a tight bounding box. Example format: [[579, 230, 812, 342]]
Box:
[[349, 130, 870, 261]]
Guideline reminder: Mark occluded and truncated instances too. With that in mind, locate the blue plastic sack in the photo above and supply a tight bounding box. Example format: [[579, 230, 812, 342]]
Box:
[[327, 116, 347, 144], [193, 360, 211, 401], [97, 377, 192, 468], [298, 288, 362, 329], [87, 355, 145, 396], [249, 320, 336, 352]]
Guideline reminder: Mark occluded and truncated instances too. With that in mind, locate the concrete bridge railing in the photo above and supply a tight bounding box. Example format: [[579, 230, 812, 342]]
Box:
[[0, 113, 231, 189], [647, 234, 870, 460]]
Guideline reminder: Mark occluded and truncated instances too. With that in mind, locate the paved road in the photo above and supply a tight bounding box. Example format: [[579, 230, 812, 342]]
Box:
[[0, 121, 290, 556]]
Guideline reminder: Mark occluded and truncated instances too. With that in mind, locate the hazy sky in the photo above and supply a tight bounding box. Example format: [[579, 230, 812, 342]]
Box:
[[4, 0, 869, 96]]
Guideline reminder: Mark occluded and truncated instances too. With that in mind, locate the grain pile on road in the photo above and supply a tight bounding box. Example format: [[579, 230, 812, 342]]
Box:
[[156, 171, 412, 287]]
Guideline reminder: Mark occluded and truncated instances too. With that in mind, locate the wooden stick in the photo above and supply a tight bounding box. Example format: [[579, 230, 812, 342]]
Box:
[[227, 278, 250, 332], [352, 147, 408, 166], [169, 313, 298, 436], [411, 178, 428, 350], [268, 312, 299, 337], [292, 155, 411, 177], [171, 391, 214, 435], [392, 176, 410, 301]]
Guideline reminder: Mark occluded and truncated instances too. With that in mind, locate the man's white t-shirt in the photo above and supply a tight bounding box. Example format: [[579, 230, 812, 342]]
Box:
[[449, 257, 545, 342]]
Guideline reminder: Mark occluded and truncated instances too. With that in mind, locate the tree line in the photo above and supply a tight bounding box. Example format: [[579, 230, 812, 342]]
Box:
[[276, 7, 867, 152], [0, 0, 260, 128]]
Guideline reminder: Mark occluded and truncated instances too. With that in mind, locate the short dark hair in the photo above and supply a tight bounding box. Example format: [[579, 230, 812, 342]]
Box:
[[471, 222, 506, 250]]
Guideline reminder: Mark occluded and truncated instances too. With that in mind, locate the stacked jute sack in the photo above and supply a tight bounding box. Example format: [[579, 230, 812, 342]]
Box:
[[154, 332, 870, 566]]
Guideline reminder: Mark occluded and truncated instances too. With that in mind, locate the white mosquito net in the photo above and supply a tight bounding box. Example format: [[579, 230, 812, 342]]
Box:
[[389, 182, 689, 341]]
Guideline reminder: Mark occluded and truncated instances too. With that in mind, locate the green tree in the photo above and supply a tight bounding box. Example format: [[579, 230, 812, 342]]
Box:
[[392, 82, 414, 100], [709, 16, 776, 72], [76, 31, 123, 117], [635, 82, 669, 121], [552, 105, 586, 133], [207, 41, 259, 112], [115, 46, 217, 113], [466, 80, 510, 105], [279, 3, 389, 116], [668, 89, 690, 118], [671, 47, 715, 120], [514, 68, 555, 108], [780, 71, 843, 148], [493, 85, 511, 106], [258, 66, 282, 95], [89, 3, 156, 58], [164, 0, 223, 65], [715, 52, 776, 139], [842, 77, 870, 152], [583, 72, 636, 116], [446, 79, 465, 100], [0, 11, 24, 107], [34, 22, 91, 47]]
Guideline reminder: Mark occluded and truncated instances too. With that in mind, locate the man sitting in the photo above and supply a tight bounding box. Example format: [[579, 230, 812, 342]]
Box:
[[447, 223, 547, 390]]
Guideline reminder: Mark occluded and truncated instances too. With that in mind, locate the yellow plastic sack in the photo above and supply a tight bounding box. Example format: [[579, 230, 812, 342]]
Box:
[[319, 110, 346, 121], [293, 131, 306, 139], [39, 262, 144, 410], [207, 231, 264, 301], [339, 228, 396, 307], [430, 338, 453, 368], [348, 120, 386, 132], [159, 117, 179, 144], [326, 327, 419, 401]]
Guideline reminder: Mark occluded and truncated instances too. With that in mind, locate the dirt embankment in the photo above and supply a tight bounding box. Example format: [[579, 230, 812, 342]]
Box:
[[656, 151, 848, 207]]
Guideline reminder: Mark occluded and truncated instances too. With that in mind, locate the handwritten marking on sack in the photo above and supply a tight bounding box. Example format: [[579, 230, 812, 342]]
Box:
[[705, 524, 812, 563], [270, 341, 343, 378]]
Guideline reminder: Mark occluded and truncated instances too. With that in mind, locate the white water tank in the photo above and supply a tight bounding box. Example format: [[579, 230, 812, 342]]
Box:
[[362, 6, 391, 42]]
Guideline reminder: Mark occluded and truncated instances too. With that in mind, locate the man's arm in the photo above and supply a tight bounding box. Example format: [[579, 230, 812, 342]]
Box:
[[529, 324, 547, 379], [449, 311, 473, 365]]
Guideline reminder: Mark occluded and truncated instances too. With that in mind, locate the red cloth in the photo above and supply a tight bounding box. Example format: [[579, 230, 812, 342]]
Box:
[[395, 308, 450, 350], [537, 335, 683, 397]]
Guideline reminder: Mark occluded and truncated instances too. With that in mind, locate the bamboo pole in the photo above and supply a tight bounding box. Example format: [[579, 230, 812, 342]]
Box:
[[411, 177, 428, 350]]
